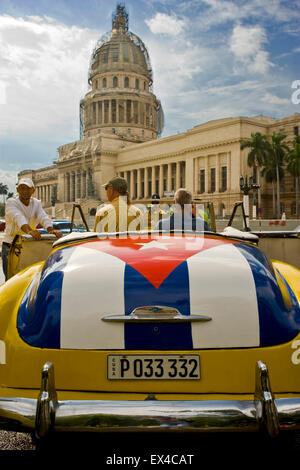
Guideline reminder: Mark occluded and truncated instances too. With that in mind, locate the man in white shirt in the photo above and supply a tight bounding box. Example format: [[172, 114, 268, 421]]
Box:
[[1, 177, 62, 280]]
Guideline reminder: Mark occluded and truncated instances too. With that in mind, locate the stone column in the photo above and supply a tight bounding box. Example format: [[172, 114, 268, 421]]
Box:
[[63, 174, 67, 202], [151, 166, 156, 196], [144, 167, 149, 198], [176, 161, 181, 190], [116, 99, 119, 123], [167, 163, 172, 192], [77, 170, 81, 199], [129, 170, 134, 199], [227, 152, 231, 191], [67, 173, 71, 202], [216, 155, 220, 193], [205, 157, 209, 193], [159, 165, 164, 197], [108, 100, 111, 124], [71, 172, 75, 201], [194, 158, 199, 194], [137, 168, 141, 199]]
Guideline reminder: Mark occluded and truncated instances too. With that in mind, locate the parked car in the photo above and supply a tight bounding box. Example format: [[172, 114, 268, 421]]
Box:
[[37, 219, 87, 234], [0, 228, 299, 447], [0, 219, 5, 231]]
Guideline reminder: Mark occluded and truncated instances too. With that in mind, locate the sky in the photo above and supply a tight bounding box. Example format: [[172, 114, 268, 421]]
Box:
[[0, 0, 299, 192]]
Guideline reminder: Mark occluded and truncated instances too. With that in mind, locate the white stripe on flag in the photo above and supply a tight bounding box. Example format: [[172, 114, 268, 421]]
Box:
[[188, 243, 260, 348], [60, 246, 126, 349]]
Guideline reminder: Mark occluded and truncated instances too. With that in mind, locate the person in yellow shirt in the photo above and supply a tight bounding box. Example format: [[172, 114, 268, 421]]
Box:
[[94, 177, 141, 232]]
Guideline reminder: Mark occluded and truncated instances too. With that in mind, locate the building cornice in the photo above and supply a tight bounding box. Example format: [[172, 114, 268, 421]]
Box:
[[116, 137, 241, 168]]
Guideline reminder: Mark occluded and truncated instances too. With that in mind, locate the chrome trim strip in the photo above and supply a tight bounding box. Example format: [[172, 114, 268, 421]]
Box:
[[102, 314, 212, 323], [103, 305, 212, 323], [1, 397, 300, 435], [102, 306, 212, 323], [54, 399, 259, 432]]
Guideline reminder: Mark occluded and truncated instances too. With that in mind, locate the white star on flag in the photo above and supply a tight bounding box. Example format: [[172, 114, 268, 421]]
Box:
[[137, 241, 169, 250]]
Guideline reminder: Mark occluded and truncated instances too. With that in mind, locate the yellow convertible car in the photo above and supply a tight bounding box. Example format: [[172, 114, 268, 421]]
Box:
[[0, 227, 299, 446]]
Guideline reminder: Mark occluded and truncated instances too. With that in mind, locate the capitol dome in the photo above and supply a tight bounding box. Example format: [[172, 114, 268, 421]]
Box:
[[81, 4, 164, 142]]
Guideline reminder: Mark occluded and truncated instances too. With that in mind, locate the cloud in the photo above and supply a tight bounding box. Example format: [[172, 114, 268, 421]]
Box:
[[229, 24, 274, 74], [261, 92, 290, 105], [145, 13, 185, 36], [0, 168, 18, 193], [181, 0, 300, 31], [0, 14, 99, 141]]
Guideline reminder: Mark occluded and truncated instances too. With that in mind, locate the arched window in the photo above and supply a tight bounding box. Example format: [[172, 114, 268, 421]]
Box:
[[124, 76, 129, 88], [135, 78, 139, 89], [113, 76, 118, 88], [103, 77, 107, 88]]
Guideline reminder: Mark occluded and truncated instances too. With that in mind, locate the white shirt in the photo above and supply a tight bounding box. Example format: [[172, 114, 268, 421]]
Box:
[[3, 196, 52, 244]]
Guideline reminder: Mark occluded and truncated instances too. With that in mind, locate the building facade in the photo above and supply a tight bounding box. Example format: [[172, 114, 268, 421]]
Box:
[[19, 5, 300, 220]]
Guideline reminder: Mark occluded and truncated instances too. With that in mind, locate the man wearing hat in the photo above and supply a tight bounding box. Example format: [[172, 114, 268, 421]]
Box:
[[94, 176, 141, 232], [1, 178, 62, 280]]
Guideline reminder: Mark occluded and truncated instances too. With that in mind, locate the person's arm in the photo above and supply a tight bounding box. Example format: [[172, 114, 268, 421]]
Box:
[[46, 226, 63, 238], [6, 198, 30, 229], [35, 200, 62, 238], [21, 223, 42, 240]]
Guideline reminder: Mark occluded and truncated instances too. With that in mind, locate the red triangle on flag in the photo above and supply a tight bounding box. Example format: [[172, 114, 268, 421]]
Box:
[[79, 234, 233, 288]]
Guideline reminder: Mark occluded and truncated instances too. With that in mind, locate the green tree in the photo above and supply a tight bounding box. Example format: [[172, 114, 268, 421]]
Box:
[[0, 183, 8, 204], [285, 137, 300, 217], [266, 132, 290, 219], [240, 132, 270, 216], [261, 155, 284, 218]]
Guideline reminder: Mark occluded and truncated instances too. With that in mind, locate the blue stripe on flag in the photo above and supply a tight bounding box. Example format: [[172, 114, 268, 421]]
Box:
[[17, 246, 74, 348], [235, 243, 300, 346], [124, 261, 192, 350]]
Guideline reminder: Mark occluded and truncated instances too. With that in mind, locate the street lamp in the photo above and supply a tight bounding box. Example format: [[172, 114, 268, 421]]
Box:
[[240, 176, 260, 231]]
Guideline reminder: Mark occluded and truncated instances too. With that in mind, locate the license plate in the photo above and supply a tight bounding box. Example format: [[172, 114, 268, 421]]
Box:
[[107, 355, 200, 380]]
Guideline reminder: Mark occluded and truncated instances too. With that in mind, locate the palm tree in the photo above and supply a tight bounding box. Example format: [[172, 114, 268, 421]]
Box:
[[266, 132, 290, 219], [261, 156, 284, 218], [0, 183, 8, 204], [240, 132, 270, 216], [285, 137, 300, 217]]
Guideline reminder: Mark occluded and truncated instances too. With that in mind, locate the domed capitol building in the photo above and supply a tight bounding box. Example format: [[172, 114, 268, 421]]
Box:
[[19, 4, 300, 220]]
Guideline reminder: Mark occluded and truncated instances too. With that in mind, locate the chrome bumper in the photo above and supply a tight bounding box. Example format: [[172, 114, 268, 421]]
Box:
[[0, 361, 300, 439]]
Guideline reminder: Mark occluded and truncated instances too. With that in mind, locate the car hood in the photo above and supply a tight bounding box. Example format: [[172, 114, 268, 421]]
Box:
[[17, 234, 300, 350]]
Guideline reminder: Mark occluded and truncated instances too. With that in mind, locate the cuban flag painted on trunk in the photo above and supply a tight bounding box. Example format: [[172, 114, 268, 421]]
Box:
[[17, 235, 300, 350]]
